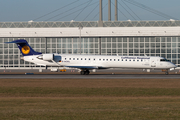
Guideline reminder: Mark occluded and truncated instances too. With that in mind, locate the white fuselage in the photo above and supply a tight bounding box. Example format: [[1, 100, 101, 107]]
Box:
[[23, 54, 176, 70]]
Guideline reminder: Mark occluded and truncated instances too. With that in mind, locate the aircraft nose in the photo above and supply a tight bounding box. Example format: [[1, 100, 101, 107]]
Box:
[[171, 63, 177, 68], [168, 63, 177, 71]]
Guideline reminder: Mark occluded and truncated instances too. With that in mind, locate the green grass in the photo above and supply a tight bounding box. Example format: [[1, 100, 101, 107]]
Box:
[[0, 78, 180, 120]]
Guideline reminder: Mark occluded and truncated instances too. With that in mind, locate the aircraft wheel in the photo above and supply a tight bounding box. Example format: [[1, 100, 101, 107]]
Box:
[[80, 71, 85, 75], [165, 72, 169, 75], [85, 70, 90, 75], [80, 70, 90, 75]]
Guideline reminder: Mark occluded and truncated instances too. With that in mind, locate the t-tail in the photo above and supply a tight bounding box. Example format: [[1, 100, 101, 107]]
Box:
[[5, 39, 42, 56]]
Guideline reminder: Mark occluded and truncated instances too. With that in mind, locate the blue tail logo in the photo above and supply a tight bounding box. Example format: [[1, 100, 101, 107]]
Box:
[[5, 39, 42, 56]]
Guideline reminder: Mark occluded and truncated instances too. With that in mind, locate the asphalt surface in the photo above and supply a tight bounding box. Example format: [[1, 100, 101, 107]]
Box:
[[0, 74, 179, 79], [0, 69, 180, 79]]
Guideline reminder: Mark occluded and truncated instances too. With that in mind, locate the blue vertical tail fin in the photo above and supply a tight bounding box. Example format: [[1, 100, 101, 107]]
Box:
[[5, 39, 42, 56]]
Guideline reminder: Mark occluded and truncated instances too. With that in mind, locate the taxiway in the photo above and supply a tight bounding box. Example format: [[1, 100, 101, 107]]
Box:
[[0, 74, 179, 79]]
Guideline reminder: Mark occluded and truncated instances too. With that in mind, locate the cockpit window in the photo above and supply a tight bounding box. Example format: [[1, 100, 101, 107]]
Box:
[[160, 59, 170, 62]]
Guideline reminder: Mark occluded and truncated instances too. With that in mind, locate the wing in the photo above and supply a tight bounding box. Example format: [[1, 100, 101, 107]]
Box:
[[65, 66, 108, 69]]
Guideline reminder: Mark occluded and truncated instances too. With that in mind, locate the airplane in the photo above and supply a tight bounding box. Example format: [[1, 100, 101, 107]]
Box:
[[5, 39, 177, 75]]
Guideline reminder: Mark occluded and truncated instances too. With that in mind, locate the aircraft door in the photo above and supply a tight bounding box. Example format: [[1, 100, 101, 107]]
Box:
[[151, 59, 156, 67]]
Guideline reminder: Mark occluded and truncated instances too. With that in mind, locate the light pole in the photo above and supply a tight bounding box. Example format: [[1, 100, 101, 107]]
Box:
[[79, 24, 83, 54], [115, 0, 118, 21]]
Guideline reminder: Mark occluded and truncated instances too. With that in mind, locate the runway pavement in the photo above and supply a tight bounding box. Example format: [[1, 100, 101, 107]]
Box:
[[0, 74, 179, 79], [0, 69, 180, 79]]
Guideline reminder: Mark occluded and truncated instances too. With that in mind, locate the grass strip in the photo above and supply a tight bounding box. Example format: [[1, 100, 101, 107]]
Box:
[[0, 97, 180, 120], [0, 87, 180, 97]]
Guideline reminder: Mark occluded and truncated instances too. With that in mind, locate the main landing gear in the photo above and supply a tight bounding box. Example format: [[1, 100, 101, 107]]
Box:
[[80, 69, 90, 75]]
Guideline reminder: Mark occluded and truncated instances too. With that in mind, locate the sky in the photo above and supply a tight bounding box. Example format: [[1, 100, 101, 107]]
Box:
[[0, 0, 180, 22]]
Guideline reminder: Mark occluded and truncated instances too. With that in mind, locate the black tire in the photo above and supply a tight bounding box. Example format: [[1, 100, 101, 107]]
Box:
[[165, 72, 169, 75], [80, 71, 85, 75], [85, 70, 90, 75]]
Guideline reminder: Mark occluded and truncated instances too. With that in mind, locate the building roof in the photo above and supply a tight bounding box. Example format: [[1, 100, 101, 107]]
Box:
[[0, 20, 180, 28]]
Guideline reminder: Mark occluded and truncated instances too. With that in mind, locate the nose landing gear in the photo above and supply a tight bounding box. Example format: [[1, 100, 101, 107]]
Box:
[[162, 69, 169, 75], [165, 69, 169, 75]]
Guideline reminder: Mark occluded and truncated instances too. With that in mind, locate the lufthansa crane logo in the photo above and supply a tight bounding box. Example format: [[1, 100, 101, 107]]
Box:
[[21, 45, 30, 54]]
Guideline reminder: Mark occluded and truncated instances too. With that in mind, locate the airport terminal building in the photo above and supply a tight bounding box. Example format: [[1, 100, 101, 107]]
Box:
[[0, 20, 180, 69]]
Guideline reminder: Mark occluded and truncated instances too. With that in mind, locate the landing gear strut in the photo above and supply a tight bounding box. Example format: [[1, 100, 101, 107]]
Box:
[[165, 69, 169, 75], [80, 69, 90, 75]]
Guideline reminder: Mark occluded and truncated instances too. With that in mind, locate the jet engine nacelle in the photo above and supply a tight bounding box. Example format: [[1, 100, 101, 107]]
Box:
[[37, 54, 54, 61]]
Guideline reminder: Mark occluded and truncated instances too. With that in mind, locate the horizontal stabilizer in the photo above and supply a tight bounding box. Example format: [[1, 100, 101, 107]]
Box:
[[5, 40, 27, 44]]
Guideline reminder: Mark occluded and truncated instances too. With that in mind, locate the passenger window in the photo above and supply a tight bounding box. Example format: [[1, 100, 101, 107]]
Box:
[[65, 58, 66, 60], [114, 59, 116, 61], [85, 58, 86, 60], [81, 58, 83, 60], [125, 59, 127, 61], [106, 59, 108, 61], [89, 58, 90, 60], [69, 58, 71, 60], [118, 59, 119, 61], [129, 60, 131, 61], [103, 59, 105, 61], [77, 58, 79, 60], [73, 58, 75, 60], [94, 59, 95, 61], [133, 59, 135, 61], [110, 59, 112, 61], [99, 59, 101, 61]]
